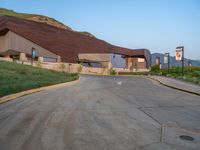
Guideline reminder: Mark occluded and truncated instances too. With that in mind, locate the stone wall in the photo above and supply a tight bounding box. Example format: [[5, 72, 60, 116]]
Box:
[[82, 66, 108, 75], [0, 57, 149, 74]]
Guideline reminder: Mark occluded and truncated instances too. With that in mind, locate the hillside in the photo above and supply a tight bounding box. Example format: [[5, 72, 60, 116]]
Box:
[[152, 53, 200, 67], [0, 60, 78, 97], [0, 8, 95, 38]]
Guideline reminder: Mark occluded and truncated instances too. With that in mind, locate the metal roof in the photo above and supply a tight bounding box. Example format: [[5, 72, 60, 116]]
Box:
[[0, 15, 151, 67]]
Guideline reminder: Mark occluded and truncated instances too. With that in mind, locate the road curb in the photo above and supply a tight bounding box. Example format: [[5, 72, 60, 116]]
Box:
[[81, 73, 144, 78], [147, 76, 200, 96], [0, 78, 80, 105]]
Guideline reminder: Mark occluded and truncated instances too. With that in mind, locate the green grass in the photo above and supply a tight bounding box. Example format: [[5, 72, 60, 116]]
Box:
[[0, 8, 45, 19], [0, 61, 79, 97], [0, 8, 71, 29], [151, 65, 200, 85]]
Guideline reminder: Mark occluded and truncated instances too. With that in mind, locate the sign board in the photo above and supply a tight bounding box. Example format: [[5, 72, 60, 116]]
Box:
[[188, 61, 192, 67], [175, 50, 183, 61], [32, 48, 36, 59], [155, 57, 160, 65], [164, 53, 169, 64]]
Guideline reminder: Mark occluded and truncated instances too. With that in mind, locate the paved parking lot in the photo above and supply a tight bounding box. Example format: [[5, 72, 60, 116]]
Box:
[[0, 75, 200, 150]]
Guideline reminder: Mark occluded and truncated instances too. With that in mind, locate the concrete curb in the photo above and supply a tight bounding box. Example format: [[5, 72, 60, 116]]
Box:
[[0, 78, 80, 105], [81, 73, 143, 78], [147, 76, 200, 96]]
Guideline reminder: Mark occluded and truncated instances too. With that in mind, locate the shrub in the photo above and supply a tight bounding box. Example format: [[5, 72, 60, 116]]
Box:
[[108, 68, 117, 75], [193, 71, 200, 78], [170, 66, 181, 74], [151, 65, 160, 72]]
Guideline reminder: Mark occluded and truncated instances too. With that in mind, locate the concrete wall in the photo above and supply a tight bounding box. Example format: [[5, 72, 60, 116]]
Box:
[[78, 53, 111, 62], [78, 53, 112, 68], [82, 66, 108, 75], [0, 31, 59, 60], [39, 62, 80, 73]]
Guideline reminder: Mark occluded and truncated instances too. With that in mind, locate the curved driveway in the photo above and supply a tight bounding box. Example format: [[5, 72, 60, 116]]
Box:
[[0, 75, 200, 150]]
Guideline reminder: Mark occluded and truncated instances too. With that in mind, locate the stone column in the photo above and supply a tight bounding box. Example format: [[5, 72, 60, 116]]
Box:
[[38, 56, 43, 62], [20, 53, 27, 61], [57, 56, 61, 62], [107, 62, 112, 69]]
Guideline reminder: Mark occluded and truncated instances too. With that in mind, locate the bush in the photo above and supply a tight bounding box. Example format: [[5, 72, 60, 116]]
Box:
[[192, 71, 200, 78], [108, 68, 117, 75], [151, 65, 160, 72], [150, 65, 200, 85]]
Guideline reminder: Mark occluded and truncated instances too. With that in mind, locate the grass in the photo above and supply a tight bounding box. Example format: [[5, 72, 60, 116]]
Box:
[[0, 61, 79, 97], [0, 8, 45, 19], [0, 8, 70, 29], [151, 65, 200, 85]]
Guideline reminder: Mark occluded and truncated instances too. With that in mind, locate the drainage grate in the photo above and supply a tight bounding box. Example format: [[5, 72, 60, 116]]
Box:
[[179, 135, 194, 141]]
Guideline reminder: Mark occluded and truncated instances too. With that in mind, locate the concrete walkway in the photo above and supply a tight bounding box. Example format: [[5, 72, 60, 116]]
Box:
[[149, 76, 200, 95]]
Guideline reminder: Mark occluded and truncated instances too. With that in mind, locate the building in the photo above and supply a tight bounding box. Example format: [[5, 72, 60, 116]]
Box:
[[0, 15, 151, 71]]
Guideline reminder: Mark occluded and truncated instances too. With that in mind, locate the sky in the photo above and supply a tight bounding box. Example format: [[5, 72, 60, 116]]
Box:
[[0, 0, 200, 60]]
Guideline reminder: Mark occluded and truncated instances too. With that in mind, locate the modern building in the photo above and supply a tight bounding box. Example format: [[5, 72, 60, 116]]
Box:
[[0, 15, 151, 70]]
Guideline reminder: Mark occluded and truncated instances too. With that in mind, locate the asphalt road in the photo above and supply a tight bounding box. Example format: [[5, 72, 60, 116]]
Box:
[[0, 75, 200, 150]]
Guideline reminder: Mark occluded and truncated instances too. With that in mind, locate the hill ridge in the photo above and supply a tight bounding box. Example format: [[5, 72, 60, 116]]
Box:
[[0, 8, 96, 38]]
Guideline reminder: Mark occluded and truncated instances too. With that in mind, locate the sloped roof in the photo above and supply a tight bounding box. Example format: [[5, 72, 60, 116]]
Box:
[[0, 15, 151, 67]]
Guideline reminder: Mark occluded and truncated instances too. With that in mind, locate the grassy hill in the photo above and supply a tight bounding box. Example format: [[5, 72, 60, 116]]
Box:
[[0, 60, 78, 97], [0, 8, 96, 38]]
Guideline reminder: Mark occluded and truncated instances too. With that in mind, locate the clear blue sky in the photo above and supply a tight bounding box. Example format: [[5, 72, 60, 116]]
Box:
[[1, 0, 200, 60]]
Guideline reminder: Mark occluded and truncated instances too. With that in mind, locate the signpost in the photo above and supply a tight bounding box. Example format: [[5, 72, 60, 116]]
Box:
[[188, 61, 192, 67], [164, 53, 170, 73], [176, 46, 184, 76], [155, 57, 160, 65]]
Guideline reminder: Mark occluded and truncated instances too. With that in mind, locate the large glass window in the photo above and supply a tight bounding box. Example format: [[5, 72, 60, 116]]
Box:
[[111, 54, 126, 68]]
